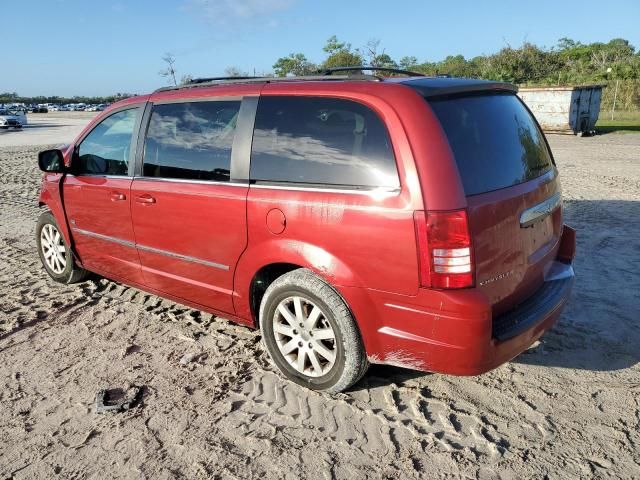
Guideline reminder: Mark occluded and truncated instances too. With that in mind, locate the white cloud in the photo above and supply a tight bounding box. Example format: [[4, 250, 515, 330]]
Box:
[[185, 0, 295, 22]]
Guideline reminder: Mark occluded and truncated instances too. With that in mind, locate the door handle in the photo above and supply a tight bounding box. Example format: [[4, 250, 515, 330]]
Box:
[[110, 191, 126, 201], [135, 194, 156, 205]]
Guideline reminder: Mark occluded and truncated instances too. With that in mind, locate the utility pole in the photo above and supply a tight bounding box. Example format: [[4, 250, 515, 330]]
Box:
[[611, 79, 619, 121]]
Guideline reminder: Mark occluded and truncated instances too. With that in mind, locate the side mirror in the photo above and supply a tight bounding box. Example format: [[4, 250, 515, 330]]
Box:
[[38, 149, 66, 173]]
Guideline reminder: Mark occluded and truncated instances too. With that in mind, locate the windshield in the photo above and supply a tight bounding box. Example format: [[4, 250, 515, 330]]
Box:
[[428, 93, 554, 196]]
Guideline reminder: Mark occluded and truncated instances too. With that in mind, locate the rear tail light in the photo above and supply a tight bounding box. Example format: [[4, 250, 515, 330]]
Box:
[[414, 209, 474, 289]]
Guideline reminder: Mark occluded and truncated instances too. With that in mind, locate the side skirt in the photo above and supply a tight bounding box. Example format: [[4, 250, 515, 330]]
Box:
[[82, 266, 255, 328]]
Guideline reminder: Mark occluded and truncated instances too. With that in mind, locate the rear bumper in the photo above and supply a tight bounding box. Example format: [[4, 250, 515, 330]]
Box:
[[341, 261, 574, 376]]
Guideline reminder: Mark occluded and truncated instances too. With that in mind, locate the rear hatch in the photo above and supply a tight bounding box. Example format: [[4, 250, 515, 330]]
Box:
[[427, 93, 562, 316]]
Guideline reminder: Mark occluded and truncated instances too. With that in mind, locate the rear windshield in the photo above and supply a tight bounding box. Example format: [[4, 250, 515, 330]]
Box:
[[428, 93, 553, 195]]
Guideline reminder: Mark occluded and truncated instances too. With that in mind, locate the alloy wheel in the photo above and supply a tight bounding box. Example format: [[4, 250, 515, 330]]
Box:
[[40, 224, 67, 274], [272, 296, 337, 377]]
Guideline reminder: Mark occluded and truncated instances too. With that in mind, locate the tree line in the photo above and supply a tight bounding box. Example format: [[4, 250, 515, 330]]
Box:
[[4, 36, 639, 110], [217, 36, 640, 111], [271, 36, 640, 84]]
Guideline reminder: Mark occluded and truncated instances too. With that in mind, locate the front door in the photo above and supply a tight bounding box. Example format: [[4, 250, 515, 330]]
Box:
[[131, 98, 250, 314], [63, 106, 144, 283]]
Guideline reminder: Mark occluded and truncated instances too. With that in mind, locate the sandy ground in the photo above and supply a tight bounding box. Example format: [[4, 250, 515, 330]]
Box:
[[0, 112, 97, 148], [0, 114, 639, 479]]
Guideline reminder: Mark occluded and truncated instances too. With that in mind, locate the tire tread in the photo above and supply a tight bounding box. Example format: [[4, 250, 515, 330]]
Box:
[[259, 268, 368, 393]]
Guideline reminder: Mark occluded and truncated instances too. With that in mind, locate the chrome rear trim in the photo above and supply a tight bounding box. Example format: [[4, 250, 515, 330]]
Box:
[[519, 192, 561, 228]]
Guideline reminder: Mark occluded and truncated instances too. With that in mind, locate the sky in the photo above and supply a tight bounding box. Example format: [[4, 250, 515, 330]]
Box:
[[3, 0, 640, 97]]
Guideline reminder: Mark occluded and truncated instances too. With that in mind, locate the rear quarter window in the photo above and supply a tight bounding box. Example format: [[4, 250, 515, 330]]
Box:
[[428, 93, 553, 195], [250, 96, 399, 188]]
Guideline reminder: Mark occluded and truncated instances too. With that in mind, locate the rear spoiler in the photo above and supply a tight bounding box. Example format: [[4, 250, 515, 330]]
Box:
[[405, 81, 518, 99]]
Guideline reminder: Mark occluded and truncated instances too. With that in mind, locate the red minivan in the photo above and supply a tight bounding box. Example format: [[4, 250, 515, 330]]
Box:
[[36, 69, 575, 392]]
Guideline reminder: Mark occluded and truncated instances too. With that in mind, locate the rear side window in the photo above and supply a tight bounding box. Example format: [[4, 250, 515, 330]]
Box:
[[250, 96, 399, 188], [428, 93, 553, 195], [143, 101, 241, 182]]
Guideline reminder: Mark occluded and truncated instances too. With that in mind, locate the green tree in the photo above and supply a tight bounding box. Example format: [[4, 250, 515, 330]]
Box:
[[323, 51, 364, 69], [398, 56, 418, 70], [372, 53, 397, 69], [363, 39, 396, 68], [0, 92, 19, 103], [323, 35, 348, 55], [321, 35, 363, 70], [273, 53, 316, 77], [479, 43, 561, 84], [438, 55, 474, 77]]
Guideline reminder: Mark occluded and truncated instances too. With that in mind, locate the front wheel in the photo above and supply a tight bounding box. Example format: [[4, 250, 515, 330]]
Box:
[[259, 269, 368, 393], [36, 211, 88, 284]]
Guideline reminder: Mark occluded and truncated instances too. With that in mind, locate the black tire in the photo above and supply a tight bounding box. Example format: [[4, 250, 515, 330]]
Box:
[[259, 268, 368, 393], [36, 211, 89, 284]]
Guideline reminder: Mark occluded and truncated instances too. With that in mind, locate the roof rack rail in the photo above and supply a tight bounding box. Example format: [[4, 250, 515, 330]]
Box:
[[154, 73, 381, 93], [188, 76, 263, 84], [321, 66, 426, 77]]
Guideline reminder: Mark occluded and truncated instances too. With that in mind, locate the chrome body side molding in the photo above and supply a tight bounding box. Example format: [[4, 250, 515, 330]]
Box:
[[72, 228, 229, 271], [136, 244, 229, 271]]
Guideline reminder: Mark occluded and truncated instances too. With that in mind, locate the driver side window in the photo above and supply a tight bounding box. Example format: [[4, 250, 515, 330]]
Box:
[[75, 108, 138, 176]]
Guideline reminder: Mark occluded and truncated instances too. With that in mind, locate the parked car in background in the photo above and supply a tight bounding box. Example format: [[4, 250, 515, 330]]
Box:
[[35, 68, 576, 392], [6, 103, 27, 113], [8, 105, 28, 115], [0, 108, 24, 129], [58, 105, 70, 111]]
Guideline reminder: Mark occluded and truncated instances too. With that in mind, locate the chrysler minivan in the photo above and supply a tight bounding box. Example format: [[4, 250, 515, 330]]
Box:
[[36, 68, 575, 392]]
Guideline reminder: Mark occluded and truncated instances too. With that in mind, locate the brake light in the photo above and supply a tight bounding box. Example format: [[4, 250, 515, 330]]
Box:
[[414, 209, 474, 289]]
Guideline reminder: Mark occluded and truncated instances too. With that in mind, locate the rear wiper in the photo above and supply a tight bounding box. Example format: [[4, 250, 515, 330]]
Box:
[[529, 163, 549, 172]]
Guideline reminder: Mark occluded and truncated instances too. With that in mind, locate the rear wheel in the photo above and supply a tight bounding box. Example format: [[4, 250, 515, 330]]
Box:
[[259, 269, 368, 393], [36, 211, 88, 284]]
